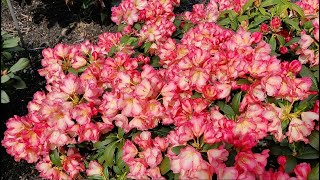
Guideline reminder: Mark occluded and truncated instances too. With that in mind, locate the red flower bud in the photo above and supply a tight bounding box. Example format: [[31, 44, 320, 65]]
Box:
[[289, 60, 302, 74], [270, 16, 282, 31], [260, 23, 269, 34], [92, 51, 98, 60], [279, 46, 288, 54]]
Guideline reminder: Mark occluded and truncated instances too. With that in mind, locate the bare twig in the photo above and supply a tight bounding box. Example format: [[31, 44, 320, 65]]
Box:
[[6, 0, 26, 49]]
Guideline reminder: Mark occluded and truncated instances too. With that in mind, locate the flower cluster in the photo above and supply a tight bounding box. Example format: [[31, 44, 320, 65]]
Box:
[[2, 0, 319, 179]]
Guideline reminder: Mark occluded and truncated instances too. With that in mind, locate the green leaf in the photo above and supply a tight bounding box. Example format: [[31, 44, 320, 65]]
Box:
[[87, 175, 104, 180], [151, 56, 160, 68], [93, 136, 117, 149], [248, 16, 270, 29], [275, 34, 285, 45], [270, 145, 292, 156], [143, 42, 152, 53], [173, 19, 181, 28], [289, 3, 305, 18], [236, 78, 251, 85], [269, 35, 277, 53], [217, 18, 231, 26], [303, 20, 313, 29], [281, 119, 290, 130], [9, 58, 29, 73], [182, 23, 194, 32], [108, 46, 117, 57], [308, 163, 319, 180], [12, 75, 27, 89], [241, 0, 254, 12], [285, 156, 297, 173], [237, 15, 249, 22], [1, 90, 10, 103], [68, 68, 78, 75], [117, 24, 126, 32], [300, 65, 318, 90], [49, 149, 62, 167], [314, 70, 319, 82], [284, 37, 300, 46], [171, 145, 186, 155], [231, 91, 242, 115], [152, 126, 172, 137], [2, 37, 20, 48], [116, 142, 125, 166], [202, 142, 223, 150], [1, 74, 10, 83], [283, 18, 301, 31], [225, 149, 237, 167], [104, 140, 119, 167], [120, 35, 130, 44], [308, 131, 319, 151], [296, 146, 319, 159], [134, 23, 141, 31], [216, 101, 236, 120], [1, 51, 12, 60], [118, 128, 125, 139], [192, 92, 202, 98], [258, 7, 268, 16], [159, 156, 170, 175], [277, 4, 289, 17], [260, 0, 281, 7], [294, 94, 318, 112]]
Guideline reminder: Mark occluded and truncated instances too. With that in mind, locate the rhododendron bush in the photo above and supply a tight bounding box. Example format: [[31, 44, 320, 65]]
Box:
[[2, 0, 319, 179]]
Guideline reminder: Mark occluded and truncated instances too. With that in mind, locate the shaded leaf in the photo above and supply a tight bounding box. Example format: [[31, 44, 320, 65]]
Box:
[[308, 163, 319, 180], [269, 35, 277, 53], [151, 56, 160, 68], [296, 146, 319, 159], [308, 131, 319, 151], [231, 91, 242, 115], [284, 37, 300, 46], [171, 145, 186, 155], [12, 75, 26, 89], [1, 74, 10, 83], [300, 65, 318, 90], [285, 156, 297, 173], [283, 18, 301, 31], [104, 141, 119, 167], [216, 101, 235, 120]]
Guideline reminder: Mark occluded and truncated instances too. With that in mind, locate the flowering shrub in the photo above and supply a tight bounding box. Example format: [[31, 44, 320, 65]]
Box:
[[2, 0, 319, 179]]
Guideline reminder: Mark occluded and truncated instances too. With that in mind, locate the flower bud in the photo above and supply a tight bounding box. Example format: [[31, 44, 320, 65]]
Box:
[[270, 16, 281, 31], [279, 46, 288, 54], [260, 23, 269, 34]]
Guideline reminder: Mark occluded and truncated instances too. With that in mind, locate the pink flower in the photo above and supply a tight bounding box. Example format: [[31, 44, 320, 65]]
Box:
[[127, 158, 149, 179], [86, 161, 103, 177], [294, 163, 311, 180], [77, 123, 100, 143], [217, 165, 239, 180], [122, 140, 138, 164], [142, 147, 163, 168]]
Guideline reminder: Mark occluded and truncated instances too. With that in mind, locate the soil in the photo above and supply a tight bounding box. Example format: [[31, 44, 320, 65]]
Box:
[[1, 0, 116, 179]]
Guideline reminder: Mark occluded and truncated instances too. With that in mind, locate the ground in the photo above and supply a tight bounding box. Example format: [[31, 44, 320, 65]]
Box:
[[1, 0, 116, 179]]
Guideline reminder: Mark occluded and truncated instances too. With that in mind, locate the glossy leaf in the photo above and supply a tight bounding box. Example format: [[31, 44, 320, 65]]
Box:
[[216, 101, 235, 119], [283, 18, 301, 31], [1, 74, 10, 83], [231, 91, 242, 115], [171, 145, 186, 155], [93, 136, 117, 149], [308, 163, 319, 180], [296, 146, 319, 159], [104, 141, 119, 167]]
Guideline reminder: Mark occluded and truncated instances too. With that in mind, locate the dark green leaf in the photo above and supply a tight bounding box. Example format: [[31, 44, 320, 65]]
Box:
[[160, 156, 170, 175], [314, 70, 319, 82], [118, 128, 125, 139], [300, 65, 318, 90], [285, 156, 297, 173], [152, 126, 172, 137], [296, 146, 319, 159], [308, 163, 319, 180], [87, 175, 104, 180], [1, 51, 12, 60], [308, 131, 319, 151], [113, 166, 122, 175], [1, 90, 10, 103], [202, 142, 223, 150], [216, 101, 235, 120], [294, 94, 318, 112], [103, 165, 109, 179], [143, 42, 152, 53], [182, 23, 194, 32], [283, 18, 301, 31], [248, 16, 270, 29], [236, 78, 251, 85], [270, 145, 292, 156], [151, 56, 160, 68], [303, 20, 313, 29], [93, 136, 117, 149], [49, 149, 62, 167], [171, 145, 186, 155], [1, 74, 10, 83], [269, 35, 277, 53], [275, 34, 285, 45], [192, 92, 202, 98], [173, 19, 181, 28], [225, 149, 237, 167], [9, 58, 29, 73], [12, 75, 26, 89], [104, 141, 119, 167], [281, 119, 290, 130], [284, 37, 300, 46], [231, 91, 242, 115]]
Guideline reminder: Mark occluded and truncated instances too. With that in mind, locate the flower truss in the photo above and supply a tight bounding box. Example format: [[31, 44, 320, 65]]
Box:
[[2, 0, 319, 179]]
